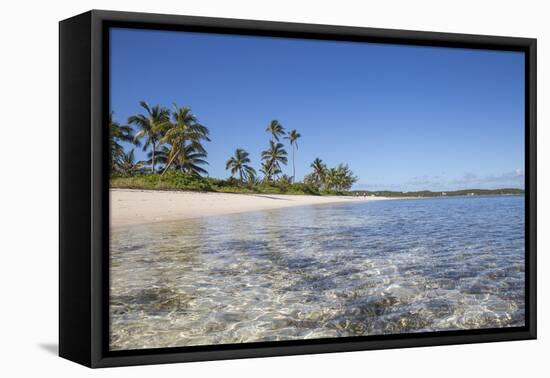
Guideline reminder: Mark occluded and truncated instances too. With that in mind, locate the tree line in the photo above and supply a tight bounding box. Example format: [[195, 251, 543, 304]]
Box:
[[110, 101, 358, 192]]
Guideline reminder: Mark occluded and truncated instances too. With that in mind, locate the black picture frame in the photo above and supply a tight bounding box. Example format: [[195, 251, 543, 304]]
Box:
[[59, 9, 537, 368]]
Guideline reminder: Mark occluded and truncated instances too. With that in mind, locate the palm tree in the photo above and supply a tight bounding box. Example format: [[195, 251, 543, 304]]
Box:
[[109, 112, 134, 172], [159, 104, 210, 176], [261, 141, 288, 181], [246, 171, 259, 186], [324, 164, 357, 191], [226, 148, 256, 183], [310, 158, 328, 187], [266, 120, 285, 142], [128, 101, 170, 173], [260, 160, 281, 182], [284, 129, 301, 182], [174, 144, 209, 176], [278, 174, 292, 186], [155, 144, 209, 176], [335, 164, 358, 190], [115, 149, 145, 176], [325, 167, 339, 191]]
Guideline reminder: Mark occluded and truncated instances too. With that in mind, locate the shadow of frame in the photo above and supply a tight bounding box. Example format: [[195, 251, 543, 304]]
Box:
[[38, 343, 58, 355]]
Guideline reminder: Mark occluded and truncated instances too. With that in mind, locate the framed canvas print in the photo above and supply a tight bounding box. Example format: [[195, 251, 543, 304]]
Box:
[[59, 10, 537, 368]]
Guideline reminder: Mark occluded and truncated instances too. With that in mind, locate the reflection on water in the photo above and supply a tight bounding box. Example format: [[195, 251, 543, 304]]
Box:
[[110, 195, 525, 350]]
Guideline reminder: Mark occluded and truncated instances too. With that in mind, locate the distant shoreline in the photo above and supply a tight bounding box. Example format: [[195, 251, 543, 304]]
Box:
[[110, 189, 391, 227], [350, 188, 525, 198]]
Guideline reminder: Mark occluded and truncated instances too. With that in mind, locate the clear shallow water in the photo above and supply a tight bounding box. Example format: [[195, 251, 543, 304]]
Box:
[[110, 195, 525, 350]]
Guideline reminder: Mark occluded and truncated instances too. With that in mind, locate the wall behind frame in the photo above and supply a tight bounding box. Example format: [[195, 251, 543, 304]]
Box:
[[0, 0, 546, 377]]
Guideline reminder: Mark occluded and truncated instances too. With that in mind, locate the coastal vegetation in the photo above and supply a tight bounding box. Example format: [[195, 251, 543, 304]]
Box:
[[351, 188, 525, 197], [110, 102, 358, 195]]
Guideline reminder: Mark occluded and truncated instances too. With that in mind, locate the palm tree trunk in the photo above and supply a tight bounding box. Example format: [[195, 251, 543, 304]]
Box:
[[292, 145, 295, 183], [161, 148, 180, 176], [151, 142, 156, 174]]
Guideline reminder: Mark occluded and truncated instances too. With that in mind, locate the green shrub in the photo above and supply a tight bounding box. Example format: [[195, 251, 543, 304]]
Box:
[[287, 182, 320, 195], [111, 172, 213, 191], [111, 173, 348, 196], [320, 188, 349, 196], [254, 182, 284, 194], [209, 177, 242, 188]]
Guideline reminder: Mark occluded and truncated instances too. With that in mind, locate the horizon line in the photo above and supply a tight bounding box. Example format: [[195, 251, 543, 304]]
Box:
[[350, 187, 524, 193]]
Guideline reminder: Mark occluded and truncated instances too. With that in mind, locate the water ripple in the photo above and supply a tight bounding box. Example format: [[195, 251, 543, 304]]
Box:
[[110, 195, 525, 350]]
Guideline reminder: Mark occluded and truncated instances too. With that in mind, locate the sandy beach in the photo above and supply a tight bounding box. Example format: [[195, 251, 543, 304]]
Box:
[[110, 189, 388, 227]]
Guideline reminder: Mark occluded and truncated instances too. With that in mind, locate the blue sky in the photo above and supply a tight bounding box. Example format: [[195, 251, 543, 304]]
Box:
[[110, 28, 525, 191]]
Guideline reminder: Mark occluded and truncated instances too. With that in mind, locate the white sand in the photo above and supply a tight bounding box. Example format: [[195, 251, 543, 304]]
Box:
[[110, 189, 389, 227]]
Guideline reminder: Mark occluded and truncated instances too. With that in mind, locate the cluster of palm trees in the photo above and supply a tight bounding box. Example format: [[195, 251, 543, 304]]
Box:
[[225, 119, 302, 183], [305, 158, 358, 191], [110, 101, 210, 176], [110, 102, 358, 191]]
